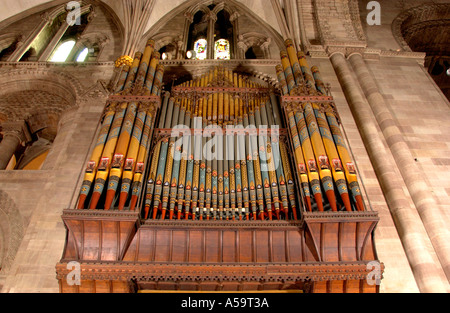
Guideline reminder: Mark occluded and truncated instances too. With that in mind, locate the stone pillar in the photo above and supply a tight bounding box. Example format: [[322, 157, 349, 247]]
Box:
[[260, 38, 272, 59], [269, 0, 291, 40], [39, 17, 70, 62], [229, 11, 240, 60], [66, 35, 86, 62], [182, 12, 194, 58], [284, 0, 300, 49], [237, 35, 247, 60], [207, 11, 217, 59], [176, 40, 184, 60], [348, 52, 450, 282], [329, 51, 449, 293], [0, 121, 31, 169], [7, 12, 53, 62]]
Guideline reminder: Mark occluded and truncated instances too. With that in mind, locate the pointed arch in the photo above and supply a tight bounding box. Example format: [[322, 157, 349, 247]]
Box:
[[143, 0, 284, 54]]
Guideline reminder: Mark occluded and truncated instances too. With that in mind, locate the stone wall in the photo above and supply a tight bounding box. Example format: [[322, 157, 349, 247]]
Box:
[[311, 55, 421, 293], [0, 64, 112, 293]]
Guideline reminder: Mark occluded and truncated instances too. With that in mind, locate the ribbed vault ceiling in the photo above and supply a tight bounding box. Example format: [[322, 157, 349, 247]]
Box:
[[0, 0, 280, 36]]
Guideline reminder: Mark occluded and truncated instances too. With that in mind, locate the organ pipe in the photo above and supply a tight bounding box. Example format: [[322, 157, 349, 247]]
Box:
[[76, 38, 364, 219], [76, 39, 163, 213], [277, 39, 366, 213]]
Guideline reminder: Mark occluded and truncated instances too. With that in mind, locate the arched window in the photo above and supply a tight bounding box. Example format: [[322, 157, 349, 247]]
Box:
[[186, 11, 208, 59], [194, 38, 208, 60], [49, 40, 76, 62], [185, 5, 236, 60], [213, 9, 233, 58], [76, 47, 89, 62], [159, 42, 177, 60], [214, 39, 230, 60]]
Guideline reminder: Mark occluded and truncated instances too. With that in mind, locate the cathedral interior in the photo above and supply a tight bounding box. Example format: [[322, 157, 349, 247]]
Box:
[[0, 0, 449, 294]]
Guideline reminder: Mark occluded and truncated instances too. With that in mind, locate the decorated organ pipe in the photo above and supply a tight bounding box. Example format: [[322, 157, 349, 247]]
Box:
[[75, 38, 365, 218], [297, 51, 352, 212], [76, 39, 163, 212], [140, 66, 300, 220], [76, 65, 129, 210], [311, 66, 365, 211], [277, 39, 366, 212]]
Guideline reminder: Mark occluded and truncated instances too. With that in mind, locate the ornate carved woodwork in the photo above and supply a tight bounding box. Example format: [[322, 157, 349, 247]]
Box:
[[57, 38, 383, 293], [56, 209, 382, 293]]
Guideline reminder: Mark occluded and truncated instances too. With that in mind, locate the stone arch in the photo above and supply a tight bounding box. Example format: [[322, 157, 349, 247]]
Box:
[[68, 31, 111, 62], [210, 1, 239, 17], [392, 3, 450, 53], [185, 2, 211, 17], [0, 0, 124, 63], [0, 33, 23, 60], [0, 68, 82, 109], [143, 0, 284, 52], [237, 32, 272, 59], [183, 0, 240, 20], [0, 190, 24, 274], [392, 3, 450, 99], [153, 31, 182, 58], [0, 69, 82, 169]]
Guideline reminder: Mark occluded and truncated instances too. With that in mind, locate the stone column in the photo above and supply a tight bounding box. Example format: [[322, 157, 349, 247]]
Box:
[[269, 0, 292, 40], [237, 35, 247, 60], [7, 12, 53, 62], [260, 38, 272, 59], [176, 39, 184, 60], [182, 12, 194, 58], [39, 17, 70, 62], [40, 108, 77, 170], [284, 0, 300, 49], [348, 52, 450, 282], [66, 35, 86, 62], [229, 11, 240, 60], [207, 11, 217, 59], [329, 51, 449, 293], [0, 121, 31, 169]]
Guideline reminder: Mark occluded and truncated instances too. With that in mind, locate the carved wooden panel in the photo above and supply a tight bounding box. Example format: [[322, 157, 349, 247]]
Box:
[[122, 221, 305, 263], [56, 209, 382, 293], [61, 210, 140, 261]]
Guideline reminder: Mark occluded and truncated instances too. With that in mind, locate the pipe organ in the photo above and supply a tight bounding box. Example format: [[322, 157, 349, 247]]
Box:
[[145, 67, 298, 222], [57, 39, 382, 293]]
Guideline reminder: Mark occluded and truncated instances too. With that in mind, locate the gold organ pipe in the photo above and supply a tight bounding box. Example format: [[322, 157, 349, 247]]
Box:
[[89, 53, 141, 211]]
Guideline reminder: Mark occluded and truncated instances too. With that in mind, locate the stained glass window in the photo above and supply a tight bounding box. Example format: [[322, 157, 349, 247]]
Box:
[[194, 39, 207, 60], [215, 39, 230, 60]]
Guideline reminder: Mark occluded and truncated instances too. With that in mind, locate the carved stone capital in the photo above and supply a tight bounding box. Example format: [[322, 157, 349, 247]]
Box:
[[237, 41, 247, 51], [184, 11, 194, 23], [0, 120, 32, 144], [40, 11, 52, 24], [326, 46, 347, 58], [229, 11, 240, 22], [207, 11, 217, 22], [345, 46, 366, 59], [260, 38, 272, 50]]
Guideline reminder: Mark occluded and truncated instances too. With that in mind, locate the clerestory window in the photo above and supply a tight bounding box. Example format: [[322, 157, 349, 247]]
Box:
[[186, 5, 235, 60], [49, 40, 76, 62]]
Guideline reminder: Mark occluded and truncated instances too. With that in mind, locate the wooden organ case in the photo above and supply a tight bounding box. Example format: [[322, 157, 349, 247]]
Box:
[[56, 39, 383, 293]]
